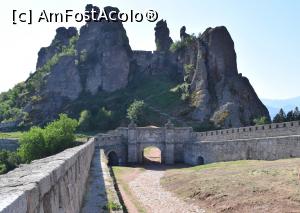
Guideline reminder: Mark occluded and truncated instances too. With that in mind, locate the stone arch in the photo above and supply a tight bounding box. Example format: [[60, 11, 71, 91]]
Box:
[[197, 156, 205, 165], [107, 151, 119, 166], [142, 145, 162, 164], [138, 144, 166, 164]]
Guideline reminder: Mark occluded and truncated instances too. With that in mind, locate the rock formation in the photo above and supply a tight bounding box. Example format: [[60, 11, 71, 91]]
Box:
[[77, 5, 132, 94], [0, 4, 270, 129], [36, 27, 78, 69], [180, 26, 190, 41], [178, 26, 269, 127], [154, 20, 173, 51]]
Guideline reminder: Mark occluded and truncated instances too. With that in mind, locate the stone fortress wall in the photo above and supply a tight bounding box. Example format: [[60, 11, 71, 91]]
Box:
[[132, 50, 179, 76], [0, 139, 95, 213], [184, 135, 300, 165], [185, 121, 300, 165], [1, 121, 300, 212], [96, 120, 300, 166], [193, 121, 300, 141]]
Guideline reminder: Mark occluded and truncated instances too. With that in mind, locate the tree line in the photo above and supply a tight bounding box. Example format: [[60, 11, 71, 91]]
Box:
[[254, 107, 300, 125], [273, 107, 300, 123]]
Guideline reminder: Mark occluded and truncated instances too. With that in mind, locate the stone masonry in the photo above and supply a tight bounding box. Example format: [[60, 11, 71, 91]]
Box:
[[1, 120, 300, 212], [96, 120, 300, 166]]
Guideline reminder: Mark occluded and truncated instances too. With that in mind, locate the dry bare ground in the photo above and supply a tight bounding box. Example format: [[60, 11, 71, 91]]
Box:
[[161, 158, 300, 213], [113, 147, 205, 213]]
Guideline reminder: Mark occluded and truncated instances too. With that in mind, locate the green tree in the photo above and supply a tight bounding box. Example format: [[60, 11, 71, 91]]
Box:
[[78, 110, 92, 131], [93, 107, 113, 130], [127, 100, 146, 125], [44, 114, 78, 155], [286, 110, 294, 121], [18, 127, 46, 163], [253, 116, 269, 125], [273, 108, 287, 123], [293, 107, 300, 120]]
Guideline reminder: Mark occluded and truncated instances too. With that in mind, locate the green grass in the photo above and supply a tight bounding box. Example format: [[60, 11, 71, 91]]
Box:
[[0, 131, 96, 143], [103, 201, 122, 211], [0, 132, 24, 139]]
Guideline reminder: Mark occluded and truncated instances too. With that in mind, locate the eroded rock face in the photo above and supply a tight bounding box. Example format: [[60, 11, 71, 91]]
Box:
[[36, 27, 78, 69], [155, 20, 173, 52], [180, 26, 269, 127], [14, 5, 269, 128], [43, 56, 82, 101], [180, 26, 190, 41], [76, 5, 132, 94], [26, 5, 133, 124]]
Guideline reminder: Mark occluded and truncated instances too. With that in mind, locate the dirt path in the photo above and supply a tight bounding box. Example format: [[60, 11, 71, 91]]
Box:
[[128, 168, 205, 213]]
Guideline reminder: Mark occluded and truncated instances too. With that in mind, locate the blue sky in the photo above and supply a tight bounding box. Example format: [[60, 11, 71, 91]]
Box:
[[1, 0, 299, 99]]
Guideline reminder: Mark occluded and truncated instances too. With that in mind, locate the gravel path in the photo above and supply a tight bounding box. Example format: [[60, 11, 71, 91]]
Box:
[[129, 169, 205, 213]]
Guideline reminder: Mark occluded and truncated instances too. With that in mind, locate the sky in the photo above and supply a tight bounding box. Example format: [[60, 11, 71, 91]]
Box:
[[0, 0, 299, 100]]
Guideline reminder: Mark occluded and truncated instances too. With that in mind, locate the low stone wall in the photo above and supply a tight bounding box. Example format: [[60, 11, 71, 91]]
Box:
[[0, 139, 19, 151], [0, 138, 95, 213], [81, 148, 123, 212], [95, 134, 127, 165], [184, 135, 300, 165]]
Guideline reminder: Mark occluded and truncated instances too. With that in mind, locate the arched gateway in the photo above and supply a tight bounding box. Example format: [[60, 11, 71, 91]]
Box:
[[95, 120, 300, 166], [96, 120, 193, 165]]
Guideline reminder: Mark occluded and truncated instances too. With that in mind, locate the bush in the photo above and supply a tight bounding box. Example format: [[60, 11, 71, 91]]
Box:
[[193, 121, 218, 132], [0, 150, 21, 174], [0, 163, 7, 174], [78, 110, 92, 131], [18, 127, 46, 162], [44, 114, 78, 155], [170, 40, 186, 53], [18, 114, 78, 163], [127, 100, 146, 125], [93, 107, 113, 130], [170, 34, 197, 53], [253, 116, 270, 125], [171, 83, 190, 101]]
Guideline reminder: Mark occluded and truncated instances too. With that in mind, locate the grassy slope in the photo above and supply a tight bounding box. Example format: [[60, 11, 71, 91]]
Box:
[[0, 132, 24, 139], [67, 74, 188, 128], [161, 159, 300, 213], [0, 131, 93, 142]]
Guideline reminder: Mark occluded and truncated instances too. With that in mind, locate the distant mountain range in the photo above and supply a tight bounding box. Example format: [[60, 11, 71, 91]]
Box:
[[262, 96, 300, 118]]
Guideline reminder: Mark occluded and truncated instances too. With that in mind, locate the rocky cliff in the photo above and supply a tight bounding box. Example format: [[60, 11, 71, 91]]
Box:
[[176, 26, 269, 127], [0, 4, 269, 129]]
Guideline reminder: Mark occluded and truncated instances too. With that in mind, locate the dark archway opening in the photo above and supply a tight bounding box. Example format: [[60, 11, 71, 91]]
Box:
[[143, 146, 162, 164], [108, 151, 119, 166], [197, 156, 205, 165]]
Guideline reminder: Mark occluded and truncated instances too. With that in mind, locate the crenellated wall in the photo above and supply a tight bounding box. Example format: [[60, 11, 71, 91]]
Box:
[[193, 121, 300, 142], [96, 121, 300, 166], [185, 121, 300, 165], [0, 138, 95, 213], [184, 135, 300, 165]]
